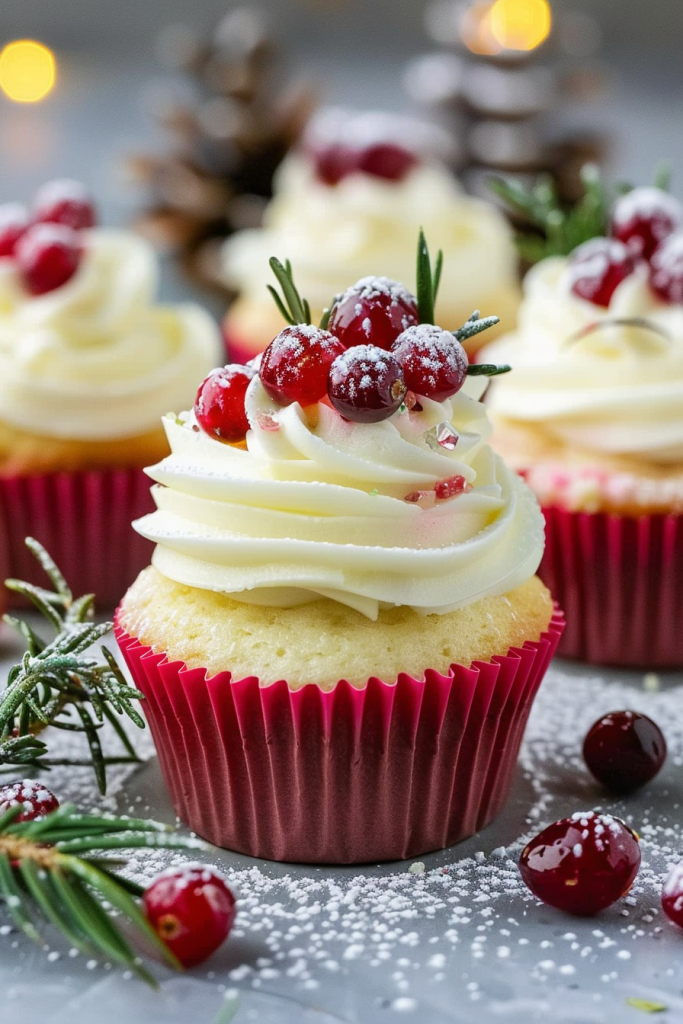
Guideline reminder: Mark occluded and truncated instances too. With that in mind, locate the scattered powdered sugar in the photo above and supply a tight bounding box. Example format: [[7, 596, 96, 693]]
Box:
[[334, 276, 416, 310], [611, 186, 683, 228]]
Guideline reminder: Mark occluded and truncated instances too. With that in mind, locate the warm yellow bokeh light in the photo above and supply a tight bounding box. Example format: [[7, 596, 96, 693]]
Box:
[[0, 40, 56, 103], [490, 0, 552, 51], [461, 2, 502, 56]]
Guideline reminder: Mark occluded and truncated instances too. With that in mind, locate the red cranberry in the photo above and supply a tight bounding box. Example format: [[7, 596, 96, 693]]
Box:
[[662, 862, 683, 929], [0, 780, 59, 822], [567, 238, 638, 308], [0, 203, 29, 257], [583, 710, 666, 795], [33, 179, 97, 231], [650, 231, 683, 304], [260, 325, 346, 407], [195, 364, 256, 444], [392, 324, 468, 401], [328, 277, 419, 352], [16, 223, 82, 296], [312, 144, 358, 186], [327, 345, 407, 423], [143, 864, 236, 968], [519, 812, 641, 915], [356, 142, 418, 182], [611, 187, 682, 260]]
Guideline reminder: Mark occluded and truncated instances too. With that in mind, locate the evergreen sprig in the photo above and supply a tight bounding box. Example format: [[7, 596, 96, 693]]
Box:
[[453, 311, 511, 377], [0, 802, 206, 985], [416, 228, 444, 324], [0, 539, 145, 792], [267, 257, 332, 329]]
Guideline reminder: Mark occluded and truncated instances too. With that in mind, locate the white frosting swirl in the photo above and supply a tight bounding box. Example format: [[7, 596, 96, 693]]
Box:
[[134, 376, 544, 619], [483, 257, 683, 462], [222, 155, 518, 317], [0, 229, 222, 440]]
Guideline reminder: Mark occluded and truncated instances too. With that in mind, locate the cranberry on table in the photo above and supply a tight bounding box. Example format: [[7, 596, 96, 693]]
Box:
[[33, 179, 97, 231], [195, 364, 256, 443], [0, 780, 59, 822], [259, 325, 346, 407], [143, 864, 236, 968], [328, 344, 406, 423], [327, 277, 419, 352], [611, 186, 682, 260], [392, 324, 468, 401], [16, 223, 82, 296], [650, 231, 683, 304], [662, 862, 683, 929], [519, 812, 641, 915], [567, 237, 638, 308], [583, 710, 666, 795], [0, 203, 29, 257]]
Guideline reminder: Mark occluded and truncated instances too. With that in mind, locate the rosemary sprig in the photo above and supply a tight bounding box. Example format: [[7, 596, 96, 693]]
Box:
[[0, 803, 206, 985], [451, 310, 511, 377], [416, 228, 443, 324], [0, 539, 145, 792], [267, 257, 331, 329]]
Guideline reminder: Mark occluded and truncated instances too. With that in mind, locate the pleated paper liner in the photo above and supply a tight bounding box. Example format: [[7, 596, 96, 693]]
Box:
[[0, 469, 154, 609], [115, 608, 564, 865], [539, 506, 683, 668]]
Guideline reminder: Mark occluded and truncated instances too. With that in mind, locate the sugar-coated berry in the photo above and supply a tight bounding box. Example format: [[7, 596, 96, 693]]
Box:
[[392, 324, 468, 401], [0, 780, 59, 822], [611, 186, 682, 260], [143, 864, 236, 968], [567, 237, 638, 308], [327, 345, 407, 423], [583, 710, 666, 795], [15, 223, 82, 296], [0, 203, 29, 257], [662, 862, 683, 929], [649, 231, 683, 305], [519, 812, 641, 915], [260, 324, 346, 406], [33, 179, 97, 231], [327, 277, 419, 352], [195, 364, 256, 443]]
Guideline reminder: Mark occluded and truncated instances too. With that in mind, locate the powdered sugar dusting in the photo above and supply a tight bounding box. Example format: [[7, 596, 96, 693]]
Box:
[[334, 276, 416, 310]]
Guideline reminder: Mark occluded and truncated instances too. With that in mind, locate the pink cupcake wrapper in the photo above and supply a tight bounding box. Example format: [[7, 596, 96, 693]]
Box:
[[115, 608, 564, 864], [539, 506, 683, 668], [0, 469, 154, 608]]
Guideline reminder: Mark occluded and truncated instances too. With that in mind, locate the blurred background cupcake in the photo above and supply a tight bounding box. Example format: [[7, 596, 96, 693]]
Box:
[[0, 179, 222, 605], [482, 171, 683, 667]]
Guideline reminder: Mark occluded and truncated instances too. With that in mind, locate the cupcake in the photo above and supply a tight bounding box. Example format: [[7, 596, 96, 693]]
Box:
[[0, 179, 222, 604], [482, 178, 683, 667], [221, 108, 520, 364], [116, 238, 562, 864]]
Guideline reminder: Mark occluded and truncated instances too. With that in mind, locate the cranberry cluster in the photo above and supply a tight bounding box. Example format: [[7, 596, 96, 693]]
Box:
[[568, 186, 683, 307], [0, 180, 96, 296], [196, 274, 473, 443]]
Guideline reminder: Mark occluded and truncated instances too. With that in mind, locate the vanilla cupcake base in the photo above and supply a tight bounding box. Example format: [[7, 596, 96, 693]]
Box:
[[224, 282, 521, 365]]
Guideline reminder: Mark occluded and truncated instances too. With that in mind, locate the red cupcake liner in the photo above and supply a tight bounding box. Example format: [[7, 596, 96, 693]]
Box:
[[0, 469, 154, 609], [115, 608, 564, 864], [539, 506, 683, 668]]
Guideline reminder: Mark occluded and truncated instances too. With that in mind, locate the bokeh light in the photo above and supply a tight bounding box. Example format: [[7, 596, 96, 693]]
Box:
[[461, 2, 502, 56], [490, 0, 552, 52], [0, 40, 56, 103]]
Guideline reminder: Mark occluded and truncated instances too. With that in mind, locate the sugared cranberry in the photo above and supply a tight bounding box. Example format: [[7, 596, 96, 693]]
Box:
[[392, 324, 468, 401], [16, 223, 82, 296], [567, 238, 638, 308], [583, 710, 666, 795], [0, 203, 29, 257], [143, 864, 236, 968], [650, 231, 683, 304], [0, 780, 59, 822], [260, 325, 346, 407], [327, 345, 407, 423], [195, 364, 256, 444], [328, 277, 419, 352], [33, 179, 97, 231], [611, 187, 682, 260], [662, 862, 683, 929], [356, 142, 418, 182], [519, 812, 640, 915]]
